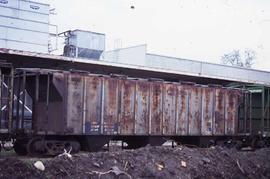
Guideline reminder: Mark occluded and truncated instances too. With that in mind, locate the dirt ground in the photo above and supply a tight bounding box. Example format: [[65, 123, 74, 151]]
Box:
[[0, 146, 269, 179]]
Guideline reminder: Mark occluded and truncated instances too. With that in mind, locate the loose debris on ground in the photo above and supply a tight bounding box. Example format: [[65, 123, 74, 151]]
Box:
[[0, 146, 269, 179]]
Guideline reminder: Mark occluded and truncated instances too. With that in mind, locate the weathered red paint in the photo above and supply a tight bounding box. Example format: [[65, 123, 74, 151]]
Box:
[[163, 83, 176, 135], [201, 87, 214, 135], [29, 70, 245, 137], [225, 89, 239, 135], [135, 80, 149, 134], [66, 73, 84, 134], [119, 79, 136, 134], [214, 88, 225, 135], [85, 75, 102, 134], [149, 82, 163, 135], [103, 77, 119, 134], [176, 85, 189, 135], [188, 86, 202, 135]]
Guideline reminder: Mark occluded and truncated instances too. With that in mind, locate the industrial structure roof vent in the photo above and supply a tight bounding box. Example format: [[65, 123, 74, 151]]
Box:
[[62, 30, 105, 60]]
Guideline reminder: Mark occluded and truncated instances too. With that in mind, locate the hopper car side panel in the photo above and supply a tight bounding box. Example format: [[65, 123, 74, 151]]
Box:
[[135, 80, 150, 135], [85, 75, 103, 134], [176, 85, 189, 135], [213, 88, 225, 135], [201, 87, 214, 135], [66, 74, 84, 134], [163, 83, 177, 135], [149, 82, 163, 135], [188, 86, 202, 135], [119, 79, 136, 135], [103, 77, 119, 134], [28, 71, 245, 137]]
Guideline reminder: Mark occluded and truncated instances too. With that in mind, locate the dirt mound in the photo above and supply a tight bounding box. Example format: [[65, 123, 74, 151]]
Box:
[[0, 158, 42, 179], [0, 146, 269, 179]]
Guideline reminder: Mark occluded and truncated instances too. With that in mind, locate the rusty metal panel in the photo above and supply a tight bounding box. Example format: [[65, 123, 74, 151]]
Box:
[[36, 103, 66, 133], [176, 85, 189, 135], [201, 87, 214, 135], [225, 89, 239, 135], [66, 73, 84, 134], [163, 83, 177, 135], [53, 72, 70, 134], [84, 75, 102, 134], [213, 88, 225, 135], [188, 86, 202, 135], [119, 79, 136, 134], [34, 73, 67, 134], [149, 82, 163, 135], [48, 102, 65, 133], [35, 102, 46, 132], [103, 77, 119, 134], [135, 80, 150, 135]]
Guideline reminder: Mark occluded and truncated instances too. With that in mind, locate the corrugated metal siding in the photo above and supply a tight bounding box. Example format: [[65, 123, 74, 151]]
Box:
[[225, 90, 239, 135], [162, 83, 176, 135], [40, 72, 244, 136], [69, 30, 105, 51], [66, 74, 84, 134], [188, 86, 202, 135], [85, 75, 102, 134], [103, 77, 119, 134], [0, 0, 50, 53], [135, 80, 150, 135], [119, 79, 135, 134], [201, 87, 214, 135], [213, 88, 225, 135], [176, 85, 189, 135], [149, 81, 163, 135]]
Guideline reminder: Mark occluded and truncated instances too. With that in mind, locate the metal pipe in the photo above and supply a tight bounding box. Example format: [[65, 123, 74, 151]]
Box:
[[267, 88, 270, 131], [249, 92, 252, 134], [212, 88, 216, 135], [46, 74, 50, 133], [261, 87, 265, 132], [117, 79, 122, 134], [100, 78, 104, 134], [187, 87, 190, 135], [16, 76, 21, 130], [8, 68, 14, 133], [148, 82, 152, 135], [0, 69, 2, 129], [223, 89, 226, 135], [200, 87, 203, 135], [133, 82, 137, 134], [161, 83, 165, 135], [21, 71, 26, 129], [244, 93, 247, 133], [174, 85, 178, 135], [82, 77, 86, 134], [211, 88, 216, 135], [32, 73, 39, 133]]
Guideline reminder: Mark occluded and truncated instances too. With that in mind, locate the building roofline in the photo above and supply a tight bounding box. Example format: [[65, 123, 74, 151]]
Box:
[[0, 48, 269, 86]]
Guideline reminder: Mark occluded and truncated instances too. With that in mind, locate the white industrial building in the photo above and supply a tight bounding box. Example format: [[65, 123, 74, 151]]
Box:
[[102, 44, 270, 86], [0, 0, 56, 53]]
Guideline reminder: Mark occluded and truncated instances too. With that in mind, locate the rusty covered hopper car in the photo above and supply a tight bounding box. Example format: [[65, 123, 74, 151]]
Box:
[[10, 68, 251, 155]]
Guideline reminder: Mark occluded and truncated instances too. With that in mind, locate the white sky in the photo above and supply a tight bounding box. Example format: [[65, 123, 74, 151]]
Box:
[[39, 0, 270, 71]]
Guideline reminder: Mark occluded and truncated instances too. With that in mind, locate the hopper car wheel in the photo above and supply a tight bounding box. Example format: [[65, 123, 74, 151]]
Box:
[[257, 141, 266, 148], [27, 137, 46, 156], [45, 140, 80, 155], [235, 141, 243, 150], [14, 139, 28, 156]]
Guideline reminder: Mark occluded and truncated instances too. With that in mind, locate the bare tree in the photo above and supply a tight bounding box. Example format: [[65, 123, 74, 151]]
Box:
[[221, 49, 256, 68]]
